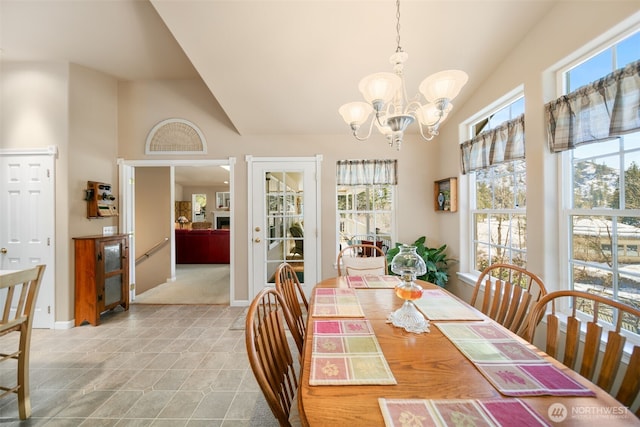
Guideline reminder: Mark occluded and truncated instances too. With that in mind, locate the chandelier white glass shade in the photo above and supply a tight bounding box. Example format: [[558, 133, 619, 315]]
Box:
[[338, 2, 468, 150]]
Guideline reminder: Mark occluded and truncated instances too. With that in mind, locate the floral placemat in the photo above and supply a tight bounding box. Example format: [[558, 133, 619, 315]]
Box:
[[312, 288, 364, 317], [475, 363, 596, 397], [309, 319, 397, 385], [413, 289, 485, 320], [435, 322, 544, 363], [379, 398, 550, 427], [346, 275, 401, 288], [435, 322, 596, 397]]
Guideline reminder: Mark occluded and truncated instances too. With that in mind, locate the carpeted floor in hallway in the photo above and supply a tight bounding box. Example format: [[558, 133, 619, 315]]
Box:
[[133, 264, 230, 305]]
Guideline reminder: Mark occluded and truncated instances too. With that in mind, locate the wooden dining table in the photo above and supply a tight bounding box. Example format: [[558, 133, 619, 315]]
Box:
[[298, 276, 640, 426]]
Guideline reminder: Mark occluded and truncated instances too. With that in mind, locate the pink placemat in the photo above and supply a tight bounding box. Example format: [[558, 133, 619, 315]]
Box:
[[312, 288, 364, 317], [413, 289, 485, 320], [436, 322, 544, 363], [309, 319, 397, 385], [475, 363, 596, 397], [435, 322, 596, 397], [346, 275, 401, 288], [379, 398, 550, 427]]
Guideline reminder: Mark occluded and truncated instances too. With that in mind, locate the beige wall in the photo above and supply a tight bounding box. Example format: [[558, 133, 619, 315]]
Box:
[[2, 1, 639, 324], [67, 63, 120, 321], [134, 167, 171, 294]]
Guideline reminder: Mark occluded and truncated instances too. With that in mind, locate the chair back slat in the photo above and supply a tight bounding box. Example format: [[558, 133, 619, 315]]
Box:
[[545, 314, 559, 359], [488, 280, 503, 320], [616, 346, 640, 407], [2, 287, 16, 324], [580, 322, 603, 380], [480, 278, 492, 314], [563, 316, 581, 369], [471, 264, 547, 338], [502, 284, 521, 328], [526, 290, 640, 411], [596, 330, 625, 391], [509, 290, 531, 335], [495, 280, 513, 325]]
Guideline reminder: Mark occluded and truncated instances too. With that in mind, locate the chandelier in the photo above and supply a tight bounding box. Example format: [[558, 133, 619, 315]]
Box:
[[338, 0, 468, 150]]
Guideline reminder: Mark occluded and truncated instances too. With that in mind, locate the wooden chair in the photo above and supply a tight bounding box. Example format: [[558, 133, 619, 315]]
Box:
[[526, 290, 640, 414], [0, 265, 46, 419], [275, 263, 308, 353], [337, 244, 387, 276], [470, 263, 547, 336], [245, 288, 303, 426]]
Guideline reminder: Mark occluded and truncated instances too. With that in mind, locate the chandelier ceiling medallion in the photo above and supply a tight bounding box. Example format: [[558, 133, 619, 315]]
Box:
[[339, 0, 468, 150]]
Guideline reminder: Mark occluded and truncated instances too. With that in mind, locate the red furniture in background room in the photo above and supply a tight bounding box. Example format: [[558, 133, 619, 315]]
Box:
[[175, 229, 230, 264]]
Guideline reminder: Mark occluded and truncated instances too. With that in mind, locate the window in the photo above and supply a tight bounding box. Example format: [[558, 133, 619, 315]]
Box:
[[336, 160, 396, 254], [560, 30, 640, 331], [467, 97, 526, 271]]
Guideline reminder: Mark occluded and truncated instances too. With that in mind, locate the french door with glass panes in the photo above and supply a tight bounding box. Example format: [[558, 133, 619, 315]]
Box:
[[248, 156, 320, 300]]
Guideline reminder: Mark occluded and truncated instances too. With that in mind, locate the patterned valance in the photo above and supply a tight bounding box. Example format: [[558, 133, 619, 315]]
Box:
[[460, 114, 525, 174], [336, 160, 398, 185], [546, 59, 640, 152]]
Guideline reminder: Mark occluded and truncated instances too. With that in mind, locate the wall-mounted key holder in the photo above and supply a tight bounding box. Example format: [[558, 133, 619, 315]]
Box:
[[85, 181, 118, 218]]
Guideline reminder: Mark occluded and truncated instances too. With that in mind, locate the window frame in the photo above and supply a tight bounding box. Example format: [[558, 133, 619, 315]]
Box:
[[462, 88, 526, 276], [556, 26, 640, 340]]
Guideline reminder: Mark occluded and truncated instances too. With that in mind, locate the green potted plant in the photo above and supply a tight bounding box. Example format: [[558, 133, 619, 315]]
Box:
[[386, 236, 450, 287]]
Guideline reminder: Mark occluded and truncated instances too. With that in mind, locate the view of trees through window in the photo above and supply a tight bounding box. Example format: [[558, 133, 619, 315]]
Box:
[[565, 30, 640, 333], [471, 97, 526, 272]]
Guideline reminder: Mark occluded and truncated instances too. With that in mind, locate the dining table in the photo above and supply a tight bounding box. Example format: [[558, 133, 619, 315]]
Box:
[[298, 275, 640, 426]]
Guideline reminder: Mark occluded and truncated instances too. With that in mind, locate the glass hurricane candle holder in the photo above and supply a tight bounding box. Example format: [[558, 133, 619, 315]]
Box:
[[388, 245, 430, 333]]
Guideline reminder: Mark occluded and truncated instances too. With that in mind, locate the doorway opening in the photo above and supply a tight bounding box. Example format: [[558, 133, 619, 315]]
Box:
[[118, 158, 235, 305]]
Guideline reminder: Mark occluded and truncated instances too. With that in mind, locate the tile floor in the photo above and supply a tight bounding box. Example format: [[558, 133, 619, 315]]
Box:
[[0, 304, 266, 426]]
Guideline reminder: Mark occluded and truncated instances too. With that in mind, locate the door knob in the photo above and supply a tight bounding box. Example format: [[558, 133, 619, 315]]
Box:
[[0, 248, 7, 254], [255, 238, 261, 243], [255, 227, 261, 232]]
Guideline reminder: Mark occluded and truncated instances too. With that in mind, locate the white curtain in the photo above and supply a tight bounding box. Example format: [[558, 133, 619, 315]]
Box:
[[336, 160, 398, 185], [546, 59, 640, 152]]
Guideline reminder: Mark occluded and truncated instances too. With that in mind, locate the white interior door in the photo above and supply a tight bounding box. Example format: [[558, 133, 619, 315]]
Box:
[[0, 148, 55, 328], [248, 156, 321, 300]]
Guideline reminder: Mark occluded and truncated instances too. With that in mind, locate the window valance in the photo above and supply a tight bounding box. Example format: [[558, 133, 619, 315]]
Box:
[[460, 114, 525, 174], [546, 59, 640, 152], [336, 159, 398, 185]]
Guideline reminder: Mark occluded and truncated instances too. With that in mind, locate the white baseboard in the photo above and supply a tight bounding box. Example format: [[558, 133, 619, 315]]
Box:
[[54, 319, 75, 330]]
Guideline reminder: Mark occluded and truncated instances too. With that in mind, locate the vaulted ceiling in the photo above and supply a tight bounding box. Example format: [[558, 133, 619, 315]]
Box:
[[1, 0, 560, 138]]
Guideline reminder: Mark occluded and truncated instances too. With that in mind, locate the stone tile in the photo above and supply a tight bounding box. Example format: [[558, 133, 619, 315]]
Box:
[[123, 390, 174, 418], [0, 303, 262, 425], [157, 391, 203, 418], [190, 391, 235, 419]]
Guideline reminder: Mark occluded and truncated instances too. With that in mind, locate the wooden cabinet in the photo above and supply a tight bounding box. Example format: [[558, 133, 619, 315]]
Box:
[[73, 234, 129, 326]]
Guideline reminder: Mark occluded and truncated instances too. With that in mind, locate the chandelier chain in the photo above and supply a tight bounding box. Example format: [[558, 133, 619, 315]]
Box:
[[395, 0, 402, 52]]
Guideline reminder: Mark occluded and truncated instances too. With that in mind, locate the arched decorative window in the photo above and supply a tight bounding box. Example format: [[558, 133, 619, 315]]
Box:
[[145, 118, 207, 155]]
